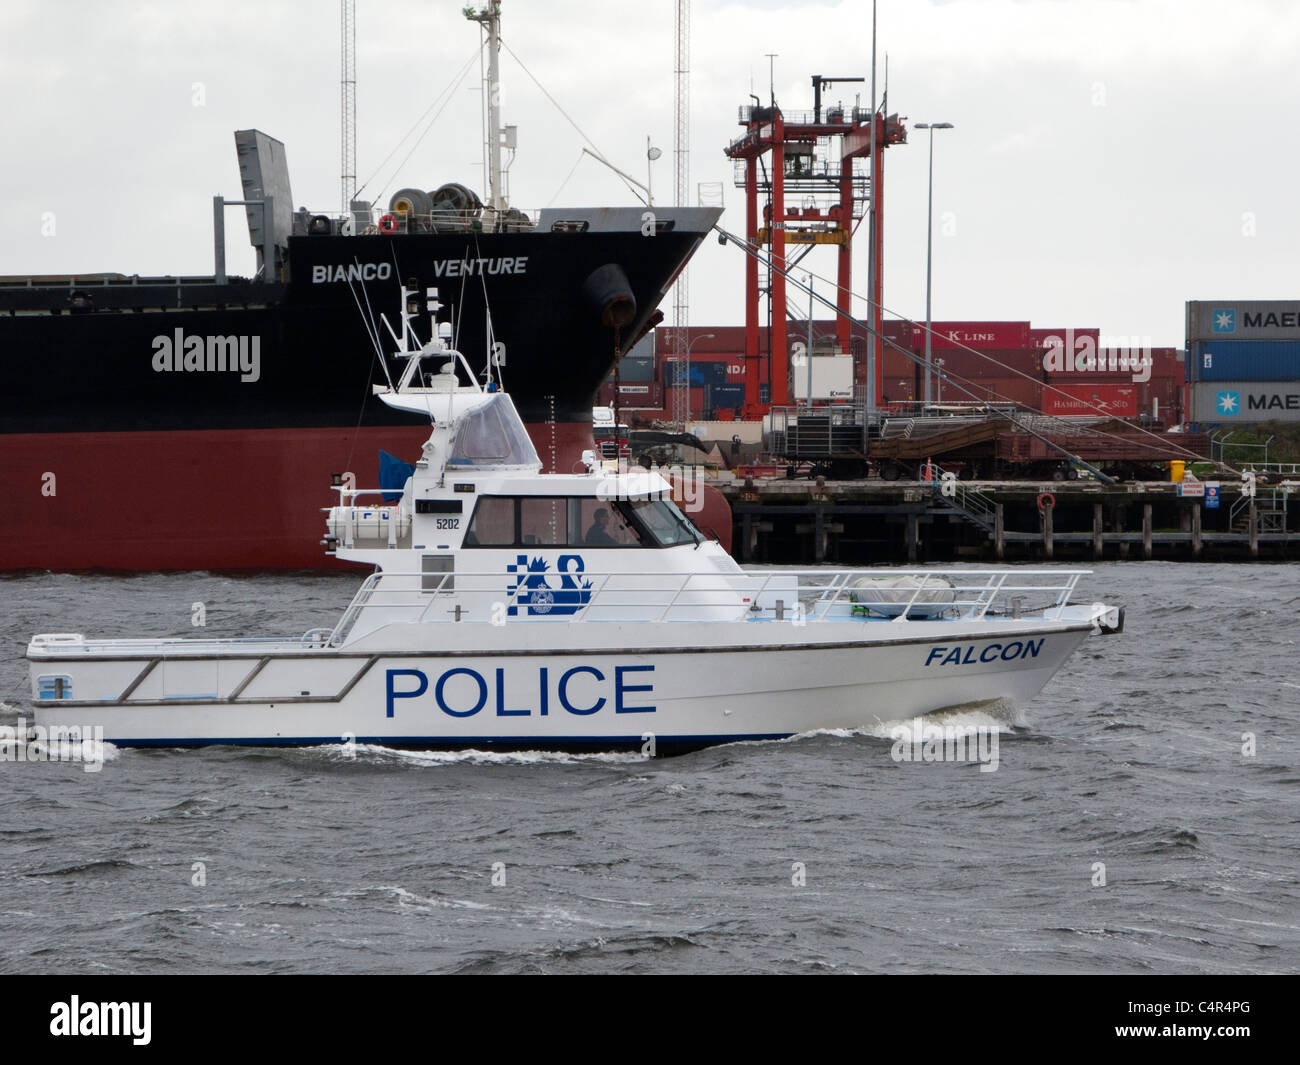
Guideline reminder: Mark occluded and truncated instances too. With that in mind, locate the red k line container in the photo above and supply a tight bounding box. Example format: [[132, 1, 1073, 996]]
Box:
[[910, 321, 1031, 351], [1029, 327, 1101, 349], [1042, 383, 1138, 418]]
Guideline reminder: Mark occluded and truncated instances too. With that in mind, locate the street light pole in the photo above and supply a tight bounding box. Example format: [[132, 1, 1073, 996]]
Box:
[[680, 332, 716, 429], [647, 139, 662, 206], [806, 275, 814, 412], [915, 121, 954, 409]]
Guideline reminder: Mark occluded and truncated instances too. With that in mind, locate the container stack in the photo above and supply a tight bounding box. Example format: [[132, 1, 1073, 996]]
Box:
[[1187, 301, 1300, 424], [602, 318, 1190, 425]]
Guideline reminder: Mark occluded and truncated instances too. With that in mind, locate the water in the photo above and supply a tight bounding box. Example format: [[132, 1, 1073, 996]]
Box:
[[1, 564, 1296, 974]]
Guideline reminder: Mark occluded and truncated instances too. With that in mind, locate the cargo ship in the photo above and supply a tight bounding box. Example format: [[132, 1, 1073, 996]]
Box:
[[0, 6, 722, 571]]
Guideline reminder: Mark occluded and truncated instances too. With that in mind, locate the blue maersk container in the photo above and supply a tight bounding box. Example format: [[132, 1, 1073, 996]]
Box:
[[663, 360, 728, 388], [1193, 340, 1300, 382], [711, 384, 746, 411]]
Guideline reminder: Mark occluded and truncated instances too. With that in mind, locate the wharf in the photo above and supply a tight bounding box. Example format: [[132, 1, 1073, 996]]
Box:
[[718, 476, 1299, 564]]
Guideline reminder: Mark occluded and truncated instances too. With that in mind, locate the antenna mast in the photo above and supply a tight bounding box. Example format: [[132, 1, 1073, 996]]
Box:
[[671, 0, 691, 430], [466, 2, 508, 214], [340, 0, 357, 215]]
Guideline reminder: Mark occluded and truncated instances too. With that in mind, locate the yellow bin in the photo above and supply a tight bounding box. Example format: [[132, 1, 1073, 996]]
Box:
[[1169, 460, 1186, 482]]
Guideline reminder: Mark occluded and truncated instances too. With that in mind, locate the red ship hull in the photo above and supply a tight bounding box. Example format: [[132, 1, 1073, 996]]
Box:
[[1, 422, 731, 571]]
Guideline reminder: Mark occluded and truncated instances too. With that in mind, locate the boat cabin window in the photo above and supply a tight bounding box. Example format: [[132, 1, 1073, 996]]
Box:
[[465, 496, 700, 548], [621, 498, 700, 547], [464, 496, 515, 546], [575, 499, 640, 547], [520, 498, 569, 545]]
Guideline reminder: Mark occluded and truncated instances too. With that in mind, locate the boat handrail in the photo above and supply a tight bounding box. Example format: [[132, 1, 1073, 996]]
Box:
[[27, 634, 330, 655], [326, 567, 1089, 643]]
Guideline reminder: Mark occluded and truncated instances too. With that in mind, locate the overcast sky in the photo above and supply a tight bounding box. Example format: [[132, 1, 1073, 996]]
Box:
[[2, 0, 1296, 348]]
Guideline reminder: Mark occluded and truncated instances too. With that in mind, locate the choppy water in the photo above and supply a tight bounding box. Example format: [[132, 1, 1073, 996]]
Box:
[[0, 563, 1296, 974]]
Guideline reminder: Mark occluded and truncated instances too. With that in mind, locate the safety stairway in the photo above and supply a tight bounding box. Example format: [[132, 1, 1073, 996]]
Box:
[[927, 466, 1000, 536], [1229, 490, 1289, 534]]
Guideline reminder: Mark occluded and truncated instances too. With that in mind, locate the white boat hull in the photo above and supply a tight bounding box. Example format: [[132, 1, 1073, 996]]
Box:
[[29, 619, 1095, 752]]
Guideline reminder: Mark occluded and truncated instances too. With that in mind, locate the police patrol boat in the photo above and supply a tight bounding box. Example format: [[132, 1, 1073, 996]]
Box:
[[27, 320, 1122, 753]]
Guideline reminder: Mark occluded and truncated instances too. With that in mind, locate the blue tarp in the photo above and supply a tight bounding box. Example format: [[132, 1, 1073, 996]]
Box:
[[378, 450, 414, 503]]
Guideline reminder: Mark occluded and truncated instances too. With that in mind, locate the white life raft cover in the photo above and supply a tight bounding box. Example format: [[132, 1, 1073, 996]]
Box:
[[850, 574, 956, 608]]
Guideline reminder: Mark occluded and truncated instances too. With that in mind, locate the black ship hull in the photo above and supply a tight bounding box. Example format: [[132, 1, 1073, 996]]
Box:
[[0, 210, 723, 570]]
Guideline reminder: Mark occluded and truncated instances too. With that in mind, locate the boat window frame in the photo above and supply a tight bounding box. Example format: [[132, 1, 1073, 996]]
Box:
[[462, 494, 698, 549]]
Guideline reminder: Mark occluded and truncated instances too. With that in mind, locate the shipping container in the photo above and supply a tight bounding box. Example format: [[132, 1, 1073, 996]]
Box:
[[1190, 380, 1300, 423], [711, 384, 746, 411], [1137, 377, 1182, 423], [600, 382, 663, 409], [696, 352, 744, 365], [616, 355, 655, 383], [1149, 347, 1183, 377], [881, 356, 919, 400], [1045, 372, 1151, 389], [1190, 340, 1300, 382], [1187, 300, 1300, 342], [690, 385, 708, 419], [881, 378, 918, 405], [1028, 327, 1100, 349], [1042, 383, 1138, 418], [655, 325, 747, 355], [949, 376, 1041, 409], [626, 333, 655, 359], [930, 347, 1043, 380], [909, 320, 1031, 351], [689, 352, 749, 383], [663, 359, 729, 388], [1043, 348, 1151, 378]]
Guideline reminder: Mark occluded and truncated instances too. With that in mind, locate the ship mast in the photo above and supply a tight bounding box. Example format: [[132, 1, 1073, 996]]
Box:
[[466, 2, 509, 215], [340, 0, 357, 216]]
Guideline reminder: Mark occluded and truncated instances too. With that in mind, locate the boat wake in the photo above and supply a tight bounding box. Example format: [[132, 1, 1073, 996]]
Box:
[[791, 698, 1027, 744], [308, 742, 648, 767]]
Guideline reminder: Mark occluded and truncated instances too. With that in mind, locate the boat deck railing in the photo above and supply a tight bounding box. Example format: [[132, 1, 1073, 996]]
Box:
[[28, 570, 1095, 658], [27, 632, 338, 656], [327, 567, 1090, 645]]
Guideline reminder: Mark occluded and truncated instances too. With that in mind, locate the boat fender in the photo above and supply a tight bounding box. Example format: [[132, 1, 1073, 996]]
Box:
[[582, 263, 636, 328], [1037, 491, 1055, 511], [379, 213, 400, 234]]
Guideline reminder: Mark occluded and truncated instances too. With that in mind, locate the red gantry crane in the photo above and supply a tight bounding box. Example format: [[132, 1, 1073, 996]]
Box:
[[725, 75, 906, 417]]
